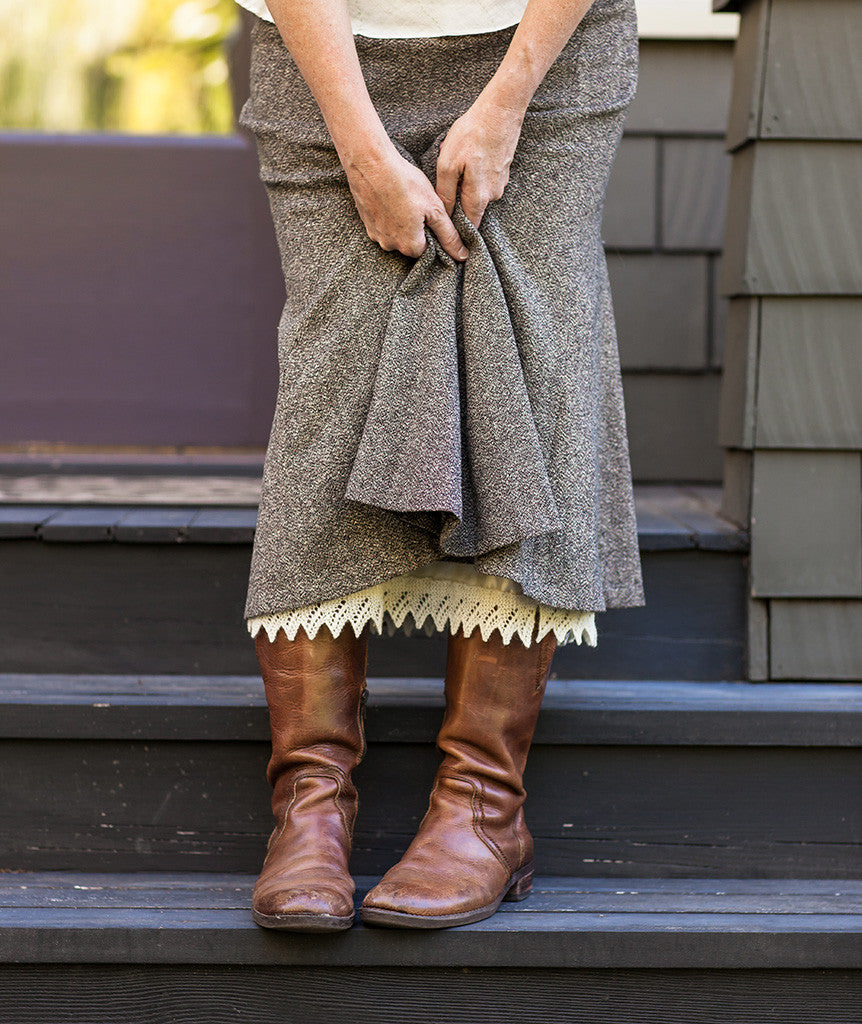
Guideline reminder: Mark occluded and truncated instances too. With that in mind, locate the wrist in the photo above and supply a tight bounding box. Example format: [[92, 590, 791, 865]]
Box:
[[482, 51, 541, 119], [332, 119, 396, 173]]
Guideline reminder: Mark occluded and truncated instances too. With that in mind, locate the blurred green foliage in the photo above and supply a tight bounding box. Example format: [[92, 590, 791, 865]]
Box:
[[0, 0, 240, 134]]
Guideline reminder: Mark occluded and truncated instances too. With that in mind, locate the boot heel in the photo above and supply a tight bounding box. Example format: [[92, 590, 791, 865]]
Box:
[[503, 863, 534, 902]]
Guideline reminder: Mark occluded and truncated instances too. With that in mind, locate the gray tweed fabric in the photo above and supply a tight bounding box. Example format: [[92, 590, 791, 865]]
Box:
[[239, 0, 645, 620]]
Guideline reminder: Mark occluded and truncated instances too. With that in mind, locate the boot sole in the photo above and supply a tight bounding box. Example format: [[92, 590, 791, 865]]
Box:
[[359, 862, 533, 930], [252, 908, 354, 932]]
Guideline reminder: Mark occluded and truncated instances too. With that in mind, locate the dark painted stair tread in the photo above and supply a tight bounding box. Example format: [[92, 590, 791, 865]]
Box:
[[37, 506, 133, 542], [0, 505, 748, 679], [0, 873, 859, 968], [1, 676, 859, 745], [184, 509, 261, 544], [0, 484, 748, 550], [3, 874, 861, 912], [0, 506, 64, 538], [113, 508, 200, 543]]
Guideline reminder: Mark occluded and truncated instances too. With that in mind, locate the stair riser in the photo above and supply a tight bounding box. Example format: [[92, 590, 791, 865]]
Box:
[[0, 543, 745, 679], [1, 738, 857, 877], [0, 965, 858, 1023]]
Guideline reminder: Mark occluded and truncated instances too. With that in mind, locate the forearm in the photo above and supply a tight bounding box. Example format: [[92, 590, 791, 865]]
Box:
[[263, 0, 391, 165], [481, 0, 596, 114]]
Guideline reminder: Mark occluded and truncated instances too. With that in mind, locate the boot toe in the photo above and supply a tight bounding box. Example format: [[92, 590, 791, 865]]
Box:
[[254, 884, 354, 921], [361, 872, 487, 919]]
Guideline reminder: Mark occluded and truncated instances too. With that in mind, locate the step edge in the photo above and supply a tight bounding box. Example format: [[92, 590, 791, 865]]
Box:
[[0, 873, 859, 969], [1, 679, 858, 745]]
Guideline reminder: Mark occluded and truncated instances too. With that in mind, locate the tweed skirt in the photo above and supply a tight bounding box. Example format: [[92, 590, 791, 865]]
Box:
[[239, 0, 645, 646]]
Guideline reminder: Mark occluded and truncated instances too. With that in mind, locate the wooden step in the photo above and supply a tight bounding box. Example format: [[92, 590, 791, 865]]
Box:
[[1, 675, 857, 744], [1, 873, 859, 969], [0, 483, 746, 547], [0, 484, 748, 679], [2, 873, 858, 1022], [1, 677, 858, 878]]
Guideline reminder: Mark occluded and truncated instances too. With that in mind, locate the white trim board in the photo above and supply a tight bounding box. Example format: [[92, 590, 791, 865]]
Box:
[[636, 0, 739, 38]]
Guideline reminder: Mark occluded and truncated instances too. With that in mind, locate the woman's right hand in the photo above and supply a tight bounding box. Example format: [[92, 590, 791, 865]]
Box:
[[342, 143, 469, 262]]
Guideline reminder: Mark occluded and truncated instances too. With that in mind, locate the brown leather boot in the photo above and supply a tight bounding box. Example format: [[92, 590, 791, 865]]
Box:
[[251, 622, 369, 932], [360, 618, 556, 929]]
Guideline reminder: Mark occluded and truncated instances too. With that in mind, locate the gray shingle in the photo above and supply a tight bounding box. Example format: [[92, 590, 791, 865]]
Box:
[[623, 373, 724, 482], [625, 41, 734, 135], [710, 256, 729, 367], [727, 142, 862, 295], [725, 0, 769, 150], [720, 448, 751, 529], [747, 596, 770, 681], [718, 143, 755, 298], [751, 451, 862, 598], [717, 298, 758, 449], [756, 298, 862, 449], [771, 599, 862, 680], [662, 138, 731, 250], [762, 1, 862, 141], [608, 254, 709, 369], [603, 136, 656, 249]]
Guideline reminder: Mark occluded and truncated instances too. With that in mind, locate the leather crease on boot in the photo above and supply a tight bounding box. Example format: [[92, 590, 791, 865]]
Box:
[[360, 620, 557, 929], [251, 623, 369, 932]]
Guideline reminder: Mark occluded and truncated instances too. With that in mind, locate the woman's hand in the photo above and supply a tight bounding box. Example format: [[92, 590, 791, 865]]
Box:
[[263, 0, 467, 262], [435, 93, 526, 228], [343, 143, 469, 261], [433, 0, 598, 227], [264, 0, 594, 256]]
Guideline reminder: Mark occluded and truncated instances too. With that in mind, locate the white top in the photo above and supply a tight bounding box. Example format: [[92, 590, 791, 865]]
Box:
[[234, 0, 529, 37]]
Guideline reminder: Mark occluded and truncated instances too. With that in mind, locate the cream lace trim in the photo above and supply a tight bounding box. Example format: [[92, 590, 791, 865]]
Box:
[[247, 563, 597, 648]]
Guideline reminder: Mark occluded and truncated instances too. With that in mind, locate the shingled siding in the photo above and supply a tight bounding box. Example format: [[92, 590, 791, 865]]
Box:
[[0, 23, 735, 486], [605, 38, 734, 482], [714, 0, 862, 680]]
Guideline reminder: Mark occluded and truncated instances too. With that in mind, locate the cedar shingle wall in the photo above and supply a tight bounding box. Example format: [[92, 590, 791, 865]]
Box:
[[607, 40, 735, 482], [715, 0, 862, 681]]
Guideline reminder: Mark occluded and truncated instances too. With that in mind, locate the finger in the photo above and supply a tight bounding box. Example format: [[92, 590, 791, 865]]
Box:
[[435, 157, 461, 218], [458, 170, 491, 229], [460, 189, 489, 230], [426, 206, 469, 262], [398, 229, 427, 260]]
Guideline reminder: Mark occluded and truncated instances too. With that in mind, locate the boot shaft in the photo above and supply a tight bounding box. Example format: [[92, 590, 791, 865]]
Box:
[[255, 622, 369, 790], [438, 622, 557, 794]]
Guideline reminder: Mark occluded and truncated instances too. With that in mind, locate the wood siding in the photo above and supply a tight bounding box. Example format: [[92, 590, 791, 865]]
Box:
[[716, 0, 862, 681], [721, 142, 862, 295]]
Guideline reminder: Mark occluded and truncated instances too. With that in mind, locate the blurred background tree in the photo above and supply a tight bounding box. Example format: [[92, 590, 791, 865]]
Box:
[[0, 0, 240, 134]]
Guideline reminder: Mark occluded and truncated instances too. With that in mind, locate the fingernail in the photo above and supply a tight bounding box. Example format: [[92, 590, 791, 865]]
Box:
[[458, 248, 468, 260]]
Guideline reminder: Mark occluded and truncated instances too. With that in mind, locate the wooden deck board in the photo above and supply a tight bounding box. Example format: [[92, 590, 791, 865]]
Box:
[[0, 872, 859, 968], [2, 876, 860, 916], [0, 676, 858, 745], [0, 484, 748, 551]]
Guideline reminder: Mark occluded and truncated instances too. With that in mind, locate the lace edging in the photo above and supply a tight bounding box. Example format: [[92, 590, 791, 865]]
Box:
[[246, 575, 597, 648]]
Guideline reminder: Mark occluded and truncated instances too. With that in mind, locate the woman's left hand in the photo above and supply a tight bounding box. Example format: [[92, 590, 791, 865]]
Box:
[[435, 93, 526, 229]]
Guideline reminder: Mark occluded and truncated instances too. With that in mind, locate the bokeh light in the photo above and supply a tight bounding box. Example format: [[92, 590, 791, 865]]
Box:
[[0, 0, 240, 134]]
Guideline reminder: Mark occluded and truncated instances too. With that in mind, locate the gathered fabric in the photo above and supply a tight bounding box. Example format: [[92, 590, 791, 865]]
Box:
[[239, 0, 645, 646]]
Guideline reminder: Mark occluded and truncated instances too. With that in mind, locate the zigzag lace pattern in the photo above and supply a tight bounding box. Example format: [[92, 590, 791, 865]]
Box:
[[247, 571, 597, 649]]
